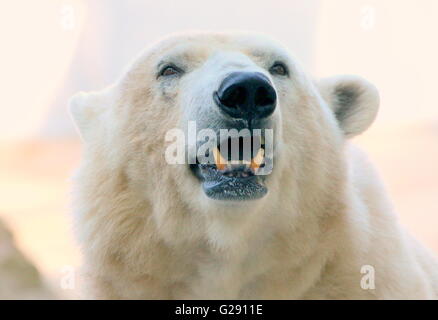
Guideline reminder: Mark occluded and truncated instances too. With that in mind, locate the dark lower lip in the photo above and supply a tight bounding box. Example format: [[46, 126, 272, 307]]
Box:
[[190, 164, 268, 201]]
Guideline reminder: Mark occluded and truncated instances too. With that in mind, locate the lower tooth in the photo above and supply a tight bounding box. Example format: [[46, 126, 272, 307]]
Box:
[[213, 147, 227, 170], [250, 148, 265, 170]]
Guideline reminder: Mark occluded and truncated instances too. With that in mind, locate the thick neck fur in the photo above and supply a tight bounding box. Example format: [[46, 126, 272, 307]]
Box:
[[73, 136, 349, 298]]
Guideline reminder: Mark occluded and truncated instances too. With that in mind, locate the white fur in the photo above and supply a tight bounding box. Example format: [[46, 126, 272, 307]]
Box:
[[70, 32, 438, 299]]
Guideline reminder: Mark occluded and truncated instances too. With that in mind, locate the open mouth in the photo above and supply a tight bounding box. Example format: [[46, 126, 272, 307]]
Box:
[[190, 134, 270, 201]]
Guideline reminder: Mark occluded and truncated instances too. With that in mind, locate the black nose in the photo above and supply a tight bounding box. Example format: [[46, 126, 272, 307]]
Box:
[[214, 72, 277, 120]]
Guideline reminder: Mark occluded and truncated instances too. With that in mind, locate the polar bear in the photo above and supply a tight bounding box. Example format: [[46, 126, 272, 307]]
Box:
[[70, 32, 438, 299]]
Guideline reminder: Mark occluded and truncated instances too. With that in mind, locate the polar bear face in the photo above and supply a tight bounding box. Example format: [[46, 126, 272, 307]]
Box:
[[70, 32, 379, 212]]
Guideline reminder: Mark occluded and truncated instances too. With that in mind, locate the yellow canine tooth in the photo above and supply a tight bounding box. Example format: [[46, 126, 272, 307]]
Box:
[[213, 147, 227, 170], [250, 148, 265, 170]]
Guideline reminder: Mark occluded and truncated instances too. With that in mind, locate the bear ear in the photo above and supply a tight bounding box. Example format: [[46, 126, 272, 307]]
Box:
[[69, 91, 105, 141], [318, 75, 379, 138]]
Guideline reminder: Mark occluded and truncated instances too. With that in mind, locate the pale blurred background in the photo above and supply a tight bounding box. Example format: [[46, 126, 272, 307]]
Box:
[[0, 0, 437, 298]]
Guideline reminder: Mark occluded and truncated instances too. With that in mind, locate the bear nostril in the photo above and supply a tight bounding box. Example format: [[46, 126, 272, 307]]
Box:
[[221, 86, 246, 108], [255, 86, 275, 107]]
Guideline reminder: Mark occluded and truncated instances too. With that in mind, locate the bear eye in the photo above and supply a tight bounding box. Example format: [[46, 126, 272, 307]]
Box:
[[159, 65, 180, 77], [269, 62, 288, 76]]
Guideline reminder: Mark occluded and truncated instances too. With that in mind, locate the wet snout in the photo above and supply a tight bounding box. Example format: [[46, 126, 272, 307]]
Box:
[[214, 72, 277, 121]]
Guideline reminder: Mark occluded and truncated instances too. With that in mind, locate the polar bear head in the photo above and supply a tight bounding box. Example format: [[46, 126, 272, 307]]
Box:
[[70, 32, 379, 219]]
